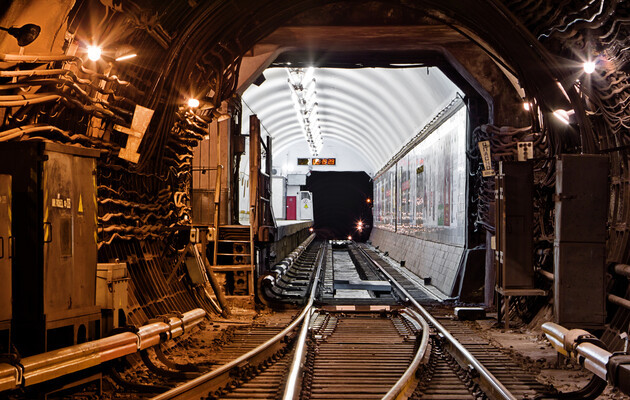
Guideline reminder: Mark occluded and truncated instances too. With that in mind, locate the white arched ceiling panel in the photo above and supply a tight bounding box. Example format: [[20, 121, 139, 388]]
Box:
[[241, 66, 461, 175]]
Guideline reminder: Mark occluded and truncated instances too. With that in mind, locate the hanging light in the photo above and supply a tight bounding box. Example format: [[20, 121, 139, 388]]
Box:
[[187, 98, 200, 108], [0, 24, 40, 46], [287, 67, 323, 156]]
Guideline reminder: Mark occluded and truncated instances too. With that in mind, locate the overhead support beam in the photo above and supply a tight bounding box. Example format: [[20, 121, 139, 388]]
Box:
[[236, 46, 283, 95]]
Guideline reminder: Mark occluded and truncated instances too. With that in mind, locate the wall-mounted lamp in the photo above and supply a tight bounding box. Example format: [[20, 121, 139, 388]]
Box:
[[553, 109, 576, 125], [0, 24, 41, 47]]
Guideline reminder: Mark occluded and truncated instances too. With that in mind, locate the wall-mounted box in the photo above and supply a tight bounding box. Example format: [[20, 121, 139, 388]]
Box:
[[272, 176, 286, 219], [554, 154, 608, 329], [0, 142, 101, 355], [495, 161, 534, 290], [287, 174, 306, 186]]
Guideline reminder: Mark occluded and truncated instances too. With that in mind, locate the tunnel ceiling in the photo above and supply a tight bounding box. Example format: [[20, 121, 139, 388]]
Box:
[[241, 66, 461, 174]]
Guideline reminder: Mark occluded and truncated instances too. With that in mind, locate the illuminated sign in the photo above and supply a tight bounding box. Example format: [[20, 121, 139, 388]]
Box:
[[312, 158, 336, 165], [297, 158, 336, 166]]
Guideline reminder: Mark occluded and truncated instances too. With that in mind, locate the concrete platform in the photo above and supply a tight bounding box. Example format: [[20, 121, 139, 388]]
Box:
[[270, 219, 314, 266], [276, 219, 313, 241]]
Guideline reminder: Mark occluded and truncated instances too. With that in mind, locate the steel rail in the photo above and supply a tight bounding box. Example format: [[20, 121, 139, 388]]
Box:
[[281, 238, 326, 400], [152, 241, 325, 400], [382, 308, 430, 400], [358, 245, 517, 400]]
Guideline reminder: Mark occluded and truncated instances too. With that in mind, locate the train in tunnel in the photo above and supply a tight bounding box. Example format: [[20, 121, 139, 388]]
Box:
[[2, 0, 630, 396]]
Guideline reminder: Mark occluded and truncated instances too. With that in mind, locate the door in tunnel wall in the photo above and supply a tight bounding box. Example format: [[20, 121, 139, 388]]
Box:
[[286, 196, 296, 220]]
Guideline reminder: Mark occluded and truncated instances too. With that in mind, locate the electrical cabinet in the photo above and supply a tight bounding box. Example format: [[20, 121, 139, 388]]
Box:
[[554, 154, 608, 329], [96, 262, 129, 335], [0, 142, 101, 355], [495, 161, 534, 290], [0, 174, 11, 353], [299, 191, 313, 220]]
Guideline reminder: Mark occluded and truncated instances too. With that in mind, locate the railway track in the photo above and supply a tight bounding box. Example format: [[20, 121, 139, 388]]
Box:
[[149, 239, 563, 400], [302, 311, 417, 399]]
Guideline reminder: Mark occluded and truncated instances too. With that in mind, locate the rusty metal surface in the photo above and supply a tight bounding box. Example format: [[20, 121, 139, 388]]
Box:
[[0, 174, 11, 329]]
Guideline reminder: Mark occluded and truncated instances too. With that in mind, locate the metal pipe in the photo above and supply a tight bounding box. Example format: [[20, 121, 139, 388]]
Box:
[[608, 293, 630, 310], [0, 308, 205, 393], [193, 242, 229, 317], [577, 342, 610, 380], [537, 268, 554, 281], [358, 246, 517, 400], [614, 263, 630, 278]]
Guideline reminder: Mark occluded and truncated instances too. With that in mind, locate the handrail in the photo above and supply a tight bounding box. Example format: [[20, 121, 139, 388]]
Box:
[[153, 242, 325, 400], [282, 241, 326, 400], [358, 245, 517, 400]]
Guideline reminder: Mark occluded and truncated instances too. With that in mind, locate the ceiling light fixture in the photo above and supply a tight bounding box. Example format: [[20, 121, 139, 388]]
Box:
[[0, 24, 41, 46], [87, 45, 102, 61], [115, 45, 137, 62], [187, 98, 200, 108], [287, 67, 323, 157]]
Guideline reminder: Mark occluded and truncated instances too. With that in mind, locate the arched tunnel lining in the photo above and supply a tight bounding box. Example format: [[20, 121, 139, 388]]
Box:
[[0, 0, 629, 357]]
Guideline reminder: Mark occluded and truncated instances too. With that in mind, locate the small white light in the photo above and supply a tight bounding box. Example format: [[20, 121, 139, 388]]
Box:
[[347, 235, 352, 240], [115, 53, 137, 61], [87, 45, 102, 61], [583, 61, 596, 74], [553, 109, 574, 125], [187, 98, 200, 108], [523, 102, 531, 111]]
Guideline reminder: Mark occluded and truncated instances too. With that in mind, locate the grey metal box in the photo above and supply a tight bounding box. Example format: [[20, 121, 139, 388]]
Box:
[[496, 161, 534, 290], [0, 142, 100, 354], [554, 242, 606, 328], [555, 154, 608, 243]]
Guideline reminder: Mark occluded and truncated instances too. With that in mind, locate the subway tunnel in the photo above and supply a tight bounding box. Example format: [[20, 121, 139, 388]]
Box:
[[1, 0, 630, 398]]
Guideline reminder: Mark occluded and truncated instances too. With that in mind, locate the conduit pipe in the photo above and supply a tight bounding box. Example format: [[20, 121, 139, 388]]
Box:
[[0, 308, 205, 393], [613, 263, 630, 278], [608, 294, 630, 311], [262, 233, 315, 288], [542, 322, 630, 395]]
